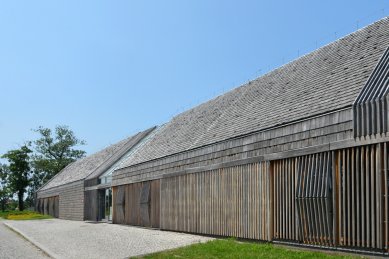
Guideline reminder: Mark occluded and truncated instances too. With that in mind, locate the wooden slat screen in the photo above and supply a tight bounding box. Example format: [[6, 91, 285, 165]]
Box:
[[272, 157, 298, 242], [111, 142, 389, 252], [335, 144, 388, 250], [385, 142, 388, 251], [295, 152, 334, 246], [160, 162, 272, 241], [353, 47, 389, 137]]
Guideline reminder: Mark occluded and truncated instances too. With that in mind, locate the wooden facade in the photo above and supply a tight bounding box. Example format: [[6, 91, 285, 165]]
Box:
[[112, 141, 389, 253], [112, 180, 160, 228], [37, 196, 59, 218], [160, 162, 272, 240]]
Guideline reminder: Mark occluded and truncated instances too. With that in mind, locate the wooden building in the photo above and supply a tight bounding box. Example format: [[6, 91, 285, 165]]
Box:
[[37, 17, 389, 254], [36, 128, 155, 220]]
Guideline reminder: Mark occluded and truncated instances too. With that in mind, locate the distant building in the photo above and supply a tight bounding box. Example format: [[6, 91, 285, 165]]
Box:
[[37, 17, 389, 254]]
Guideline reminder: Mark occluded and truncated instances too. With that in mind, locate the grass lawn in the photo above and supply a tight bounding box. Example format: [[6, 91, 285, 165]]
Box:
[[0, 210, 52, 220], [137, 239, 362, 259]]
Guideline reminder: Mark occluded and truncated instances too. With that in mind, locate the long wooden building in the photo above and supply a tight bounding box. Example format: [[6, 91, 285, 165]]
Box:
[[37, 17, 389, 254]]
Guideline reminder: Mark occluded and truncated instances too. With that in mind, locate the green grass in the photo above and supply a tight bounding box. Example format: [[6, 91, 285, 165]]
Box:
[[0, 210, 52, 220], [136, 239, 362, 259]]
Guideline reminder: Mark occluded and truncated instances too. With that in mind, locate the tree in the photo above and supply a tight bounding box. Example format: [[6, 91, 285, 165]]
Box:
[[0, 164, 12, 211], [1, 146, 32, 211], [30, 125, 86, 184]]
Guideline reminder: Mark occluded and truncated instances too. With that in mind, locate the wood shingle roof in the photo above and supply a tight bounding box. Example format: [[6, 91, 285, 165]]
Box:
[[118, 17, 389, 169], [39, 128, 155, 191]]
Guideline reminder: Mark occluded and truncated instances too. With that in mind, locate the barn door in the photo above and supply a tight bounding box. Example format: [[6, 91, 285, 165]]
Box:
[[54, 196, 59, 218], [140, 182, 151, 227], [36, 199, 41, 214], [114, 185, 126, 224]]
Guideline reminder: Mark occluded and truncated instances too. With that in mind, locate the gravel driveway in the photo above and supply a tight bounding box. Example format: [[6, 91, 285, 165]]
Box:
[[0, 220, 49, 259], [4, 219, 212, 259]]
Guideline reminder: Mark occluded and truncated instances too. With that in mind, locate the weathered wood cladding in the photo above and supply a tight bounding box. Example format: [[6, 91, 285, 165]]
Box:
[[37, 180, 85, 220], [37, 196, 59, 218], [271, 144, 389, 250], [153, 143, 389, 253], [84, 190, 98, 221], [112, 180, 160, 228], [273, 153, 334, 246], [160, 162, 272, 241], [334, 144, 388, 250], [113, 109, 353, 186], [353, 46, 389, 137]]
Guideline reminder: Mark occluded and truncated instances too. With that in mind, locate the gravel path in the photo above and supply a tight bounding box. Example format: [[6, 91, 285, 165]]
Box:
[[4, 219, 212, 259], [0, 220, 50, 259]]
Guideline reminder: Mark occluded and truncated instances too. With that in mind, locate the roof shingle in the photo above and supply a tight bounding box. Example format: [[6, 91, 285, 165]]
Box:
[[40, 128, 154, 190], [119, 17, 389, 169]]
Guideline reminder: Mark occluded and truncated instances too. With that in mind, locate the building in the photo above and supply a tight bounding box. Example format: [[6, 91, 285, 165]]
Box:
[[36, 127, 155, 221], [37, 17, 389, 254]]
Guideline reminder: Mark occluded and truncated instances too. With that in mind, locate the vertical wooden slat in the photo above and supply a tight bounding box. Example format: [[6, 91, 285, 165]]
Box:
[[384, 142, 388, 251], [291, 158, 297, 241], [342, 149, 346, 246], [356, 147, 361, 247], [351, 148, 355, 247], [320, 152, 328, 246], [310, 154, 316, 244], [333, 151, 339, 246], [346, 148, 350, 247], [305, 155, 312, 243], [370, 146, 377, 248], [361, 146, 366, 247], [276, 162, 280, 238], [303, 155, 309, 242], [376, 144, 382, 249], [281, 161, 285, 239], [366, 145, 370, 248], [268, 161, 274, 241]]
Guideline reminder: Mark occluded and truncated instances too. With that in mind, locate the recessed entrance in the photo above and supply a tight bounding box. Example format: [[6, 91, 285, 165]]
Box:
[[98, 187, 112, 222]]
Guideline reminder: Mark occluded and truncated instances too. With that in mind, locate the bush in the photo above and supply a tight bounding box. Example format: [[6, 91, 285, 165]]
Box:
[[0, 210, 52, 220]]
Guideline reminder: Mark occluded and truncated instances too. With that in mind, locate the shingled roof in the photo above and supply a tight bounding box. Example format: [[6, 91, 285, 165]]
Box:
[[39, 128, 155, 191], [118, 17, 389, 169]]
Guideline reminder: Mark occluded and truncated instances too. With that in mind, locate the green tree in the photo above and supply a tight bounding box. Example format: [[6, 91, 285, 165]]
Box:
[[30, 125, 86, 184], [0, 164, 12, 211], [1, 146, 32, 211]]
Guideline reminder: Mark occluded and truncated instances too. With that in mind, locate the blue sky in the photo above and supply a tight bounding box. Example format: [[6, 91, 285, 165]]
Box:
[[0, 1, 388, 156]]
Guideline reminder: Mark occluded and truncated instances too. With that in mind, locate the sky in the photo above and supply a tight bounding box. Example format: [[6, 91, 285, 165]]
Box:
[[0, 0, 388, 157]]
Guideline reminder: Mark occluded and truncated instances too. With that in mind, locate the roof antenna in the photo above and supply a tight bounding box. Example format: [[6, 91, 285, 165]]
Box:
[[356, 20, 359, 30]]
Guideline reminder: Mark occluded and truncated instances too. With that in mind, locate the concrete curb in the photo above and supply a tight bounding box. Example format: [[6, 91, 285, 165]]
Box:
[[3, 221, 58, 259]]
